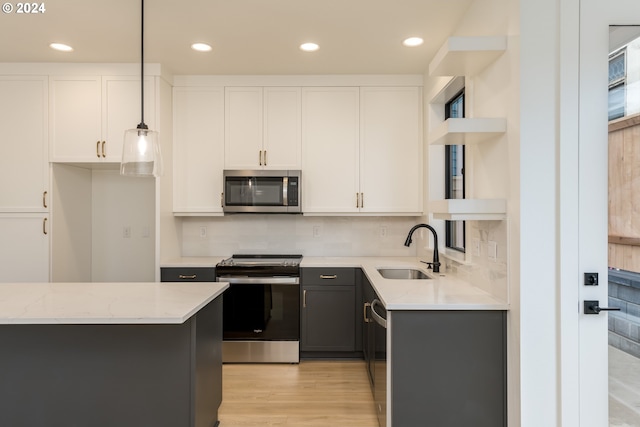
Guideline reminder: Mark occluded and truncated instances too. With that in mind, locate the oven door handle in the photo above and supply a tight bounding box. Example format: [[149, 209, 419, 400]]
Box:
[[216, 277, 300, 285]]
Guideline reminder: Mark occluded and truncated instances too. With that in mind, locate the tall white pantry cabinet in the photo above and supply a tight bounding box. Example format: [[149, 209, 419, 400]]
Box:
[[0, 76, 49, 282], [0, 65, 161, 284]]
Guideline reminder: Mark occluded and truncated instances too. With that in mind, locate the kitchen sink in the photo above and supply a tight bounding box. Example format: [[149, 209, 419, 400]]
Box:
[[377, 268, 432, 280]]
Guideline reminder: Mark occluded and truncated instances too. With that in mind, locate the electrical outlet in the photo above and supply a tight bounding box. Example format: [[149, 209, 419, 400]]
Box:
[[123, 226, 131, 238], [473, 238, 480, 256], [380, 226, 387, 238], [313, 225, 321, 238], [199, 226, 207, 238], [488, 241, 497, 261]]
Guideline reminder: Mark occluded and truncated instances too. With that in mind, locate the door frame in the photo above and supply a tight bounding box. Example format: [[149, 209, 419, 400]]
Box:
[[571, 1, 640, 425], [521, 1, 640, 426]]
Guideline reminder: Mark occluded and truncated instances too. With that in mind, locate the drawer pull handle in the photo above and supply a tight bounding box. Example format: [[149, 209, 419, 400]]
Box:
[[179, 274, 197, 280], [320, 275, 337, 279], [303, 289, 307, 308]]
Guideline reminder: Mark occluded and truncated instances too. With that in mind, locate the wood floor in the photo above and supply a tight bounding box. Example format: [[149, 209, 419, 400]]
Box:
[[218, 360, 379, 426]]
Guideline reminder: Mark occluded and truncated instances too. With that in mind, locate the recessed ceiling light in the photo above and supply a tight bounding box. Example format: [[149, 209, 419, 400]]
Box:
[[191, 43, 212, 52], [300, 42, 319, 52], [402, 37, 424, 47], [49, 43, 73, 52]]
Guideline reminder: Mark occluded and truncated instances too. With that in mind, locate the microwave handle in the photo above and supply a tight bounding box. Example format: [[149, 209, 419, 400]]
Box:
[[283, 177, 288, 206]]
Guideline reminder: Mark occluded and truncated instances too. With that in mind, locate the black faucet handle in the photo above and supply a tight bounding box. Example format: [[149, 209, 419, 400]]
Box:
[[420, 260, 434, 270]]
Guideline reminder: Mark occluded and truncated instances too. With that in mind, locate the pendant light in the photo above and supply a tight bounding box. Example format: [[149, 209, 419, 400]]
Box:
[[121, 0, 162, 177]]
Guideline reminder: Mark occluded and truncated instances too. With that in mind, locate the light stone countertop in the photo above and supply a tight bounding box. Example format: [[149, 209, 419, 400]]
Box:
[[301, 256, 508, 310], [160, 256, 508, 311], [0, 281, 228, 325]]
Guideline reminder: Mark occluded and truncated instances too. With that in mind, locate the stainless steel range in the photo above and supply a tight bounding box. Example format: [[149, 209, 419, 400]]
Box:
[[216, 254, 302, 363]]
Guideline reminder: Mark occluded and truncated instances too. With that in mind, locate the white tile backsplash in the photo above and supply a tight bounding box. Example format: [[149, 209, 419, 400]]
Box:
[[181, 215, 508, 303], [181, 216, 421, 257], [432, 220, 509, 302]]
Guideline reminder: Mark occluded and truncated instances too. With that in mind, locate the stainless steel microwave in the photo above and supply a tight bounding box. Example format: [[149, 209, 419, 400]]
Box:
[[222, 170, 301, 213]]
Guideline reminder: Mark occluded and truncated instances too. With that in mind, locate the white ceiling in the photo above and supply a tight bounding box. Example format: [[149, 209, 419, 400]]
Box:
[[0, 0, 474, 75]]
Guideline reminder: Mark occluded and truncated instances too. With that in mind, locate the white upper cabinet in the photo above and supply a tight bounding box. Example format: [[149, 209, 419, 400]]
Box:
[[302, 87, 360, 214], [49, 75, 155, 163], [225, 87, 301, 170], [359, 87, 423, 214], [302, 86, 423, 215], [173, 87, 225, 215], [0, 76, 48, 212]]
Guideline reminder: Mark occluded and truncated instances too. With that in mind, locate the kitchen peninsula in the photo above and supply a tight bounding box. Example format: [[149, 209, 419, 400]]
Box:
[[0, 281, 228, 427]]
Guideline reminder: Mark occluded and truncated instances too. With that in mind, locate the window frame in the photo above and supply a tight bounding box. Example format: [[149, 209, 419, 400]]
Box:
[[444, 89, 466, 253]]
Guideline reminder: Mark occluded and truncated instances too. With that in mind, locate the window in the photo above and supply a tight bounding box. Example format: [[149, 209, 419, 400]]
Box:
[[608, 49, 626, 121], [445, 90, 465, 252]]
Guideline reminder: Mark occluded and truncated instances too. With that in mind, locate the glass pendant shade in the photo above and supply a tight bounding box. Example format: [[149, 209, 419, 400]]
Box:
[[120, 0, 162, 178], [121, 126, 162, 177]]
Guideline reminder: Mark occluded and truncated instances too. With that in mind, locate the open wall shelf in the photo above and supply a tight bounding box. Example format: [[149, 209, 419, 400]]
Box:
[[428, 118, 507, 145], [429, 36, 507, 77], [430, 199, 506, 221]]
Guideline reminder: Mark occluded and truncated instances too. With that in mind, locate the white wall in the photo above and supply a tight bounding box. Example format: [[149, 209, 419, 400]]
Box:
[[423, 0, 520, 422]]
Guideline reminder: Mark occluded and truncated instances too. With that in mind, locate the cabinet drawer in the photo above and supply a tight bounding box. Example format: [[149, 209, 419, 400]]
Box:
[[302, 268, 355, 286], [160, 267, 216, 282]]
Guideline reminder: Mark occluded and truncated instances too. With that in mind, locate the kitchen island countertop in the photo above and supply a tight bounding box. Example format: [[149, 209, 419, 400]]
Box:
[[0, 281, 228, 324]]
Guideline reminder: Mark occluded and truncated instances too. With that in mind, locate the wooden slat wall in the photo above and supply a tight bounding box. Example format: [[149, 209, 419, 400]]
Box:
[[609, 113, 640, 271]]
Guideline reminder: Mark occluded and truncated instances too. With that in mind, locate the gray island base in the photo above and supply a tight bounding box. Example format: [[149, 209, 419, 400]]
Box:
[[0, 293, 223, 427]]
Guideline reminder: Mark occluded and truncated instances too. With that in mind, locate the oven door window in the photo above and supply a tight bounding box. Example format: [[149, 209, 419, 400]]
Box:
[[225, 177, 284, 206], [223, 283, 300, 340]]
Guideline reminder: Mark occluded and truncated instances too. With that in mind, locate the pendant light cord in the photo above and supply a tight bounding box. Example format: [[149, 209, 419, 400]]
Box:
[[139, 0, 146, 129]]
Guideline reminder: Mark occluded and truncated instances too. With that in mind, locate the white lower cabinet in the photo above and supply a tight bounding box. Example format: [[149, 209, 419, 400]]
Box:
[[0, 214, 49, 282], [173, 87, 225, 214]]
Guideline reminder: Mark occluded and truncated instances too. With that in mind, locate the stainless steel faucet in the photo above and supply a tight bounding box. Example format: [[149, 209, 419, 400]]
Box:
[[404, 224, 441, 273]]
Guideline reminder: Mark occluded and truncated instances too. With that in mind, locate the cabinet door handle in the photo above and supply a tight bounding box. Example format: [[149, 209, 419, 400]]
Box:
[[356, 193, 359, 208], [264, 150, 267, 166], [178, 274, 197, 280], [303, 289, 307, 308], [320, 274, 337, 279], [360, 193, 364, 208], [96, 141, 101, 158], [102, 141, 106, 158], [363, 302, 372, 323], [43, 191, 47, 209], [221, 192, 224, 208], [43, 217, 48, 235], [259, 150, 263, 166]]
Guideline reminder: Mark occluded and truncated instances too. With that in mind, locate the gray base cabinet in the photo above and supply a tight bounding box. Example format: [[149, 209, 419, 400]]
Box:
[[390, 310, 506, 427], [362, 273, 506, 427], [0, 297, 223, 427], [301, 268, 358, 354]]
